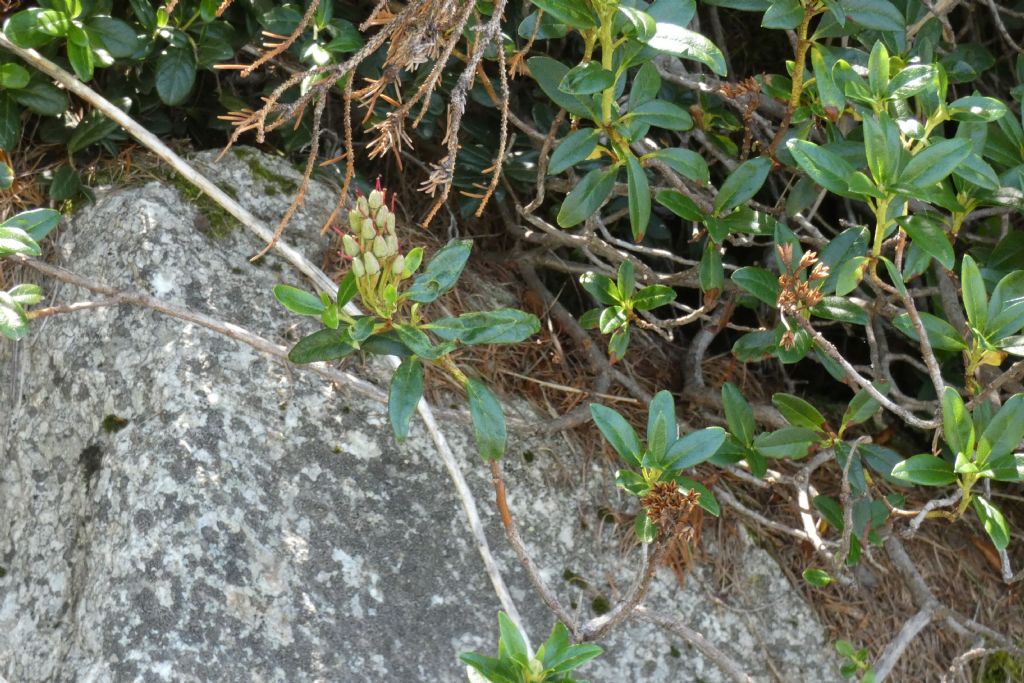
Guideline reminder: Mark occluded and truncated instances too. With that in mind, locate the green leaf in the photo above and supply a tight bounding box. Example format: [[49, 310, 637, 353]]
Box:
[[862, 113, 900, 186], [842, 383, 887, 432], [867, 41, 890, 97], [786, 139, 853, 197], [67, 110, 119, 153], [948, 96, 1007, 122], [896, 214, 953, 270], [655, 189, 704, 221], [11, 81, 68, 116], [713, 156, 771, 216], [731, 266, 779, 306], [972, 497, 1010, 550], [699, 242, 723, 297], [625, 154, 651, 240], [977, 394, 1024, 462], [0, 226, 41, 257], [590, 403, 642, 468], [941, 387, 975, 459], [616, 261, 635, 301], [404, 240, 472, 303], [608, 325, 630, 362], [0, 63, 30, 89], [0, 162, 12, 191], [899, 138, 971, 189], [722, 382, 756, 446], [952, 153, 1000, 191], [837, 0, 904, 32], [762, 0, 803, 29], [647, 23, 727, 76], [811, 46, 844, 116], [393, 324, 451, 360], [0, 292, 29, 340], [753, 427, 819, 459], [633, 285, 675, 310], [961, 254, 988, 333], [7, 283, 43, 306], [773, 393, 828, 432], [530, 0, 598, 28], [1, 208, 61, 243], [155, 47, 197, 105], [556, 166, 617, 228], [645, 147, 709, 184], [663, 427, 726, 470], [803, 568, 833, 587], [634, 510, 657, 542], [427, 308, 540, 345], [543, 635, 603, 675], [617, 6, 657, 41], [467, 378, 506, 461], [886, 64, 935, 100], [336, 270, 358, 307], [527, 56, 594, 118], [626, 99, 693, 131], [548, 129, 600, 176], [893, 311, 967, 351], [645, 390, 677, 467], [560, 62, 615, 95], [48, 164, 80, 202], [629, 61, 662, 110], [388, 357, 423, 441], [580, 271, 620, 305], [67, 33, 94, 82], [288, 328, 356, 363], [890, 454, 956, 486], [987, 271, 1024, 340], [811, 296, 868, 326], [3, 9, 64, 48], [273, 285, 326, 316], [86, 16, 142, 59]]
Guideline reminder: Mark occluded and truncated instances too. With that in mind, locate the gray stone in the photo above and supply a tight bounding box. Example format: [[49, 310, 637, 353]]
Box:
[[0, 148, 840, 682]]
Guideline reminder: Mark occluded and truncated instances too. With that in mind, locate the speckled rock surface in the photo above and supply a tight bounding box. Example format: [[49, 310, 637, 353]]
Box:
[[0, 148, 840, 682]]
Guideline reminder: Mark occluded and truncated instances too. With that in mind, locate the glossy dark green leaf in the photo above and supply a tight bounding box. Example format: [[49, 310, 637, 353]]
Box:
[[893, 311, 966, 351], [948, 95, 1007, 122], [731, 266, 779, 306], [941, 386, 974, 458], [0, 63, 29, 89], [2, 208, 61, 243], [838, 0, 904, 32], [86, 16, 142, 58], [633, 285, 675, 310], [0, 162, 12, 191], [580, 271, 620, 305], [548, 128, 600, 176], [896, 214, 953, 269], [699, 242, 723, 297], [772, 393, 828, 432], [803, 568, 833, 587], [625, 154, 651, 240], [155, 47, 197, 105], [655, 189, 704, 221], [887, 65, 935, 100], [0, 292, 29, 341], [467, 378, 506, 460], [426, 308, 540, 345], [977, 394, 1024, 462], [48, 164, 80, 202], [647, 23, 727, 76], [598, 305, 627, 334], [890, 454, 955, 486], [722, 382, 755, 446], [663, 427, 726, 470], [556, 166, 617, 227], [404, 240, 472, 303], [786, 139, 855, 196], [530, 0, 598, 28], [987, 271, 1024, 340], [972, 497, 1009, 550], [68, 110, 119, 153], [527, 56, 594, 118], [811, 296, 868, 325], [841, 383, 888, 432], [753, 427, 819, 459], [899, 138, 971, 189], [11, 81, 68, 116], [388, 357, 423, 441], [762, 0, 803, 29], [608, 324, 630, 362], [591, 403, 642, 468], [961, 254, 987, 332], [288, 328, 356, 363], [3, 9, 63, 48], [646, 390, 677, 467], [713, 156, 770, 215], [626, 99, 693, 131], [0, 226, 41, 257], [863, 113, 900, 186], [559, 62, 615, 95], [646, 147, 709, 183], [274, 285, 326, 316]]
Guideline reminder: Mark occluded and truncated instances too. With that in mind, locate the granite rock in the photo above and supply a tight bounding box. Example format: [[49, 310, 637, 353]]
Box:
[[0, 148, 840, 682]]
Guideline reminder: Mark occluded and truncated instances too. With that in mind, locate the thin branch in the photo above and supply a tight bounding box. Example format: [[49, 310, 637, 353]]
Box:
[[632, 607, 754, 683], [872, 608, 934, 683]]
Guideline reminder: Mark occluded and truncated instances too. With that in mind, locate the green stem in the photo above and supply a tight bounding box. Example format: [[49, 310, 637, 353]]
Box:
[[769, 5, 819, 157], [599, 12, 615, 125], [872, 197, 892, 258]]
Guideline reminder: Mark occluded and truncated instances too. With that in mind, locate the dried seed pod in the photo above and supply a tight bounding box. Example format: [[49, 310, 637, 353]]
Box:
[[342, 234, 361, 257]]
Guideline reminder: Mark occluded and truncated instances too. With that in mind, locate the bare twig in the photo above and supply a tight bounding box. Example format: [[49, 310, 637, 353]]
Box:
[[872, 608, 934, 682], [633, 607, 754, 683]]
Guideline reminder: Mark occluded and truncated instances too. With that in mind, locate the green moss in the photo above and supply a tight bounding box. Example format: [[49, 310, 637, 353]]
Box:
[[171, 174, 241, 239], [669, 645, 681, 658], [233, 147, 298, 196], [590, 595, 610, 615], [979, 651, 1024, 682], [101, 414, 129, 433]]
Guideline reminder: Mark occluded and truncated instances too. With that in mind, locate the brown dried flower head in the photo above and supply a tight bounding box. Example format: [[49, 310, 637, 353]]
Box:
[[642, 481, 702, 536], [776, 249, 827, 311]]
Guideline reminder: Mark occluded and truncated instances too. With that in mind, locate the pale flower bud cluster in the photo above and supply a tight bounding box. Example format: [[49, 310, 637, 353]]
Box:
[[344, 187, 405, 281]]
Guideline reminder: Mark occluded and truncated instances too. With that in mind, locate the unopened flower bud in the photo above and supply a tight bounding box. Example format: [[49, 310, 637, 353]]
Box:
[[374, 205, 389, 227], [342, 234, 360, 257], [359, 217, 376, 240], [386, 234, 398, 255], [351, 255, 366, 278], [386, 213, 396, 234], [356, 195, 369, 215], [372, 235, 390, 259], [391, 254, 405, 276], [367, 189, 384, 211], [363, 252, 380, 276], [347, 209, 361, 230]]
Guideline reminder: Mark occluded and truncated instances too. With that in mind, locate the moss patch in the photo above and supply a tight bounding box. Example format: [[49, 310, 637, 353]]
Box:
[[232, 148, 299, 196], [101, 414, 130, 433], [171, 174, 241, 239]]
